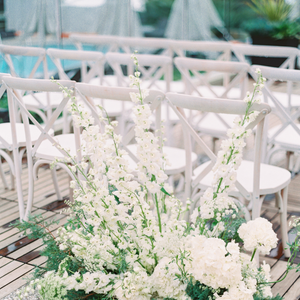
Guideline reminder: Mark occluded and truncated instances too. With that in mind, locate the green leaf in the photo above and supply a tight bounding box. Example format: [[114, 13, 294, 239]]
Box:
[[160, 187, 171, 196]]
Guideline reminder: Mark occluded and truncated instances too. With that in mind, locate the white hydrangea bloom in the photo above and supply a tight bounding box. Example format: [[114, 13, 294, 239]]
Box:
[[238, 217, 278, 255]]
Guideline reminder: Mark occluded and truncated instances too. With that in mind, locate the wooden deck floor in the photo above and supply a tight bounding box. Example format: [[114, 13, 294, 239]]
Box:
[[0, 160, 300, 299]]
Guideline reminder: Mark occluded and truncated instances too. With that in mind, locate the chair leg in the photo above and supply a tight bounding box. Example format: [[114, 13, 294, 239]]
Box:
[[51, 167, 62, 200], [251, 195, 265, 220], [277, 188, 291, 258], [0, 157, 9, 189], [10, 152, 15, 190], [24, 157, 35, 222], [12, 148, 25, 220], [286, 151, 293, 171]]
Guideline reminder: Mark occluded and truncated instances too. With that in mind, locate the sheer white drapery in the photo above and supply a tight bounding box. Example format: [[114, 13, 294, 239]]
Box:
[[4, 0, 142, 39], [165, 0, 224, 41]]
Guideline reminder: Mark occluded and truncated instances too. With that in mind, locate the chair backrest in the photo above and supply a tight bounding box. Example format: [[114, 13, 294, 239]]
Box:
[[2, 76, 77, 219], [0, 44, 48, 79], [251, 65, 300, 147], [2, 77, 78, 158], [171, 40, 233, 85], [232, 44, 298, 77], [0, 73, 12, 150], [174, 57, 250, 99], [166, 92, 271, 203], [105, 52, 173, 92], [70, 34, 172, 56], [46, 48, 105, 83], [233, 44, 297, 99], [75, 83, 165, 161], [170, 40, 232, 59]]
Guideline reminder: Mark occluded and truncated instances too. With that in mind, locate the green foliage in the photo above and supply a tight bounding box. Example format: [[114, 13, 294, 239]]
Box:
[[140, 0, 175, 25], [247, 0, 291, 22], [242, 18, 274, 37], [213, 0, 258, 30], [185, 280, 219, 300], [0, 92, 8, 109], [253, 294, 283, 300], [243, 0, 300, 40], [66, 290, 109, 299], [220, 214, 246, 244], [242, 17, 300, 39], [272, 19, 300, 39], [15, 215, 68, 278]]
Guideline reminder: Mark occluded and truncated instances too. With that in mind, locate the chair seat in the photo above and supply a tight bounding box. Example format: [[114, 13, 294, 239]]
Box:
[[0, 123, 53, 149], [126, 144, 198, 175], [22, 92, 64, 109], [192, 113, 236, 138], [268, 124, 300, 151], [35, 134, 78, 161], [193, 160, 291, 195]]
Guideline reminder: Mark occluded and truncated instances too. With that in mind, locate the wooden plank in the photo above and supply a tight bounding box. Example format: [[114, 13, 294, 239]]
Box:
[[270, 260, 288, 282], [1, 167, 68, 201], [0, 264, 33, 289], [29, 255, 47, 266], [0, 207, 41, 231], [283, 275, 300, 300], [0, 257, 12, 268], [8, 239, 44, 260], [0, 211, 56, 249], [0, 206, 40, 228], [7, 215, 67, 259], [272, 268, 300, 297], [0, 260, 23, 278], [0, 269, 34, 298]]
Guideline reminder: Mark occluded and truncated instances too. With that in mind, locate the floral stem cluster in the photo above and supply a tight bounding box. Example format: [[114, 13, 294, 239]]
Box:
[[16, 64, 291, 300]]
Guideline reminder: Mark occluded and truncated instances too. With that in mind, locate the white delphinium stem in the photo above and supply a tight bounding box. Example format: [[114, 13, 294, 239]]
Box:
[[129, 52, 170, 233], [191, 69, 266, 236]]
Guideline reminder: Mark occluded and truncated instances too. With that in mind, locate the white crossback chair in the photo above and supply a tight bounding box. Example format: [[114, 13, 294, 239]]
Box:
[[233, 44, 299, 113], [0, 45, 68, 132], [105, 52, 173, 91], [0, 73, 34, 192], [75, 83, 197, 192], [170, 40, 232, 88], [252, 65, 300, 170], [70, 34, 172, 56], [47, 48, 106, 132], [47, 48, 105, 83], [167, 92, 291, 258], [2, 76, 77, 220], [105, 52, 177, 141], [174, 57, 250, 146], [70, 34, 173, 88]]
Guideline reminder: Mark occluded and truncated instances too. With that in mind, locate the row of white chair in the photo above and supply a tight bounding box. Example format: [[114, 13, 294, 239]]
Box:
[[1, 44, 300, 175], [0, 75, 291, 259], [2, 43, 300, 172]]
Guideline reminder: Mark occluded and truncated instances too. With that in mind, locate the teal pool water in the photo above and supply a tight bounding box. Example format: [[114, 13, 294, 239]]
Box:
[[0, 44, 102, 78]]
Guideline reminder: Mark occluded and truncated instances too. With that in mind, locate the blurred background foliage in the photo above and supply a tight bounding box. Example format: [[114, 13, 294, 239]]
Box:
[[139, 0, 299, 41], [140, 0, 257, 30]]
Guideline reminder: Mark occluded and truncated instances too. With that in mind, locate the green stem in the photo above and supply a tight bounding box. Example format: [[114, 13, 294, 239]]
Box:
[[250, 248, 257, 262], [215, 177, 223, 195], [155, 193, 162, 233]]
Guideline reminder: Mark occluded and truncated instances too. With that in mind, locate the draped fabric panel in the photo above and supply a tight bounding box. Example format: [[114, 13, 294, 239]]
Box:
[[4, 0, 142, 37], [165, 0, 224, 41]]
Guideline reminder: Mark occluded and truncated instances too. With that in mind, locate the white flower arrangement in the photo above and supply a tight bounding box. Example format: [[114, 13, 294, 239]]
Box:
[[16, 59, 299, 300]]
